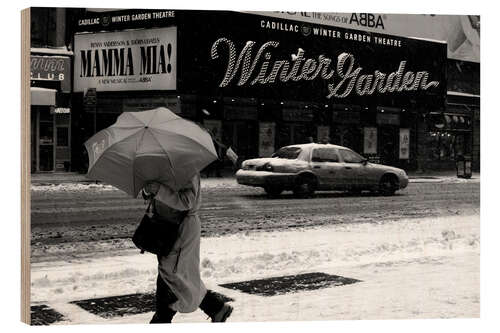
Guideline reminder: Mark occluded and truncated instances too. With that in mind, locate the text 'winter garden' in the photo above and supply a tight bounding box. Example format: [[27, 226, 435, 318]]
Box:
[[210, 38, 440, 99]]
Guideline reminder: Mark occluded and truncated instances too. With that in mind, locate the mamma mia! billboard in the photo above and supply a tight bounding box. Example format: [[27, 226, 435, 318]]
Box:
[[74, 26, 177, 92]]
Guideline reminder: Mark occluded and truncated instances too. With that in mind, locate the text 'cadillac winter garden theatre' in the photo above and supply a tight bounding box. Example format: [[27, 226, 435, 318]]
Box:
[[66, 10, 476, 173]]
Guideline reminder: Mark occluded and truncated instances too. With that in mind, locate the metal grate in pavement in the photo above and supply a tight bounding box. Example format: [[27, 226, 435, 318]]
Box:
[[71, 291, 233, 318], [31, 305, 65, 325], [219, 272, 361, 296]]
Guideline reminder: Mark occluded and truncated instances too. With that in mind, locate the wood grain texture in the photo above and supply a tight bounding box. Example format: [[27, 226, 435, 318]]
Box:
[[21, 7, 31, 325]]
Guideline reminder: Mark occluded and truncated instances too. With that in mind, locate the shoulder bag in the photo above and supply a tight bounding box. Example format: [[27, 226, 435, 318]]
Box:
[[132, 200, 183, 256]]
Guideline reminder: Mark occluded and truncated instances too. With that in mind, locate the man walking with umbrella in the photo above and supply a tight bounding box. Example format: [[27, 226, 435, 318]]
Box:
[[143, 175, 233, 323]]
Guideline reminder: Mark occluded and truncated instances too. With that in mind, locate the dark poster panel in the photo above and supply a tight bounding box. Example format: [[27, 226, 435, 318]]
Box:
[[176, 11, 447, 109], [31, 7, 58, 47], [447, 60, 480, 95]]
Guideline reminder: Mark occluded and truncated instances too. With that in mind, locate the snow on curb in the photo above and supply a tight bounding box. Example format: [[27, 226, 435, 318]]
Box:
[[31, 214, 479, 305], [31, 176, 478, 194], [409, 176, 479, 184], [31, 178, 240, 194]]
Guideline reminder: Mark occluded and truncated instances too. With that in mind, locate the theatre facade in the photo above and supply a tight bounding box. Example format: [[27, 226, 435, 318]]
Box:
[[72, 9, 461, 172]]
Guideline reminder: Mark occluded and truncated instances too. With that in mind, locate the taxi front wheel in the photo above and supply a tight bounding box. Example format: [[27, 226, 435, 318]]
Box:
[[379, 175, 398, 196]]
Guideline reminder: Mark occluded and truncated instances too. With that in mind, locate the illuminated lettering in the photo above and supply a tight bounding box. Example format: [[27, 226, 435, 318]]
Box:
[[327, 53, 362, 98], [210, 38, 440, 99]]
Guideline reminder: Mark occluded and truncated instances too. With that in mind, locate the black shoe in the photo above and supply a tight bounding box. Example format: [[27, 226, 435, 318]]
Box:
[[211, 303, 233, 322]]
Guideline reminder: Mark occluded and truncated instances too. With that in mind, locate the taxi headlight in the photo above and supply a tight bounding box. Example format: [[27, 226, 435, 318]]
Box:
[[257, 163, 274, 171]]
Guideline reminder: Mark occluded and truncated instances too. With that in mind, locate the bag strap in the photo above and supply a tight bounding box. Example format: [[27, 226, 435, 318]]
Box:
[[146, 199, 153, 214]]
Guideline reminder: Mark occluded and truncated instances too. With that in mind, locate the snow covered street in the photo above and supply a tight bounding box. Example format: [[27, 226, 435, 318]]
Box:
[[31, 213, 479, 324]]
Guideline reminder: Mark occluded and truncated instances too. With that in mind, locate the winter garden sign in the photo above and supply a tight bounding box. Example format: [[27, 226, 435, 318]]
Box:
[[210, 38, 440, 99]]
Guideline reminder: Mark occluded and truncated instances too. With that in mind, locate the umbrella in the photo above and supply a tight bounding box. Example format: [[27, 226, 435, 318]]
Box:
[[84, 107, 218, 197]]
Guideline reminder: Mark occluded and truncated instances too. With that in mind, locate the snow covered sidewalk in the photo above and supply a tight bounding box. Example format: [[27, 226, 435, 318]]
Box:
[[31, 214, 479, 324]]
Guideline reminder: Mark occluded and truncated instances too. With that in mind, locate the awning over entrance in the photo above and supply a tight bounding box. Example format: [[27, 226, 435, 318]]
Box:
[[31, 87, 56, 106], [444, 114, 468, 125], [429, 112, 471, 131]]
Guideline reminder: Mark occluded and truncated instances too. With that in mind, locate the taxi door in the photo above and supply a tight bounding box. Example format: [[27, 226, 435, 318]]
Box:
[[310, 147, 344, 190], [338, 148, 369, 188]]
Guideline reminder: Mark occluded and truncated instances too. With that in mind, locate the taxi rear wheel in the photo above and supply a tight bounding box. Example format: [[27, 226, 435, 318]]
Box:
[[293, 175, 316, 198]]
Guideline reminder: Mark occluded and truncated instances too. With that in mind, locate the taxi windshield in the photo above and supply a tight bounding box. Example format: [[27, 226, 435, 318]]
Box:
[[272, 147, 302, 159]]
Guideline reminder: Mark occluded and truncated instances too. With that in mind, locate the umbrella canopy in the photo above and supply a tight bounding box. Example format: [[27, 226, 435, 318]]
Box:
[[84, 107, 218, 196]]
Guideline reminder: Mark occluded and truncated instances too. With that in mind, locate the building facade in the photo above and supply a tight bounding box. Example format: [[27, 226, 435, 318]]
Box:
[[250, 11, 481, 171], [72, 9, 455, 172], [30, 7, 84, 173]]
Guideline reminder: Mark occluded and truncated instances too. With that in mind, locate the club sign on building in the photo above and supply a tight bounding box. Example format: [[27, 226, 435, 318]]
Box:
[[31, 55, 71, 92], [74, 27, 177, 92]]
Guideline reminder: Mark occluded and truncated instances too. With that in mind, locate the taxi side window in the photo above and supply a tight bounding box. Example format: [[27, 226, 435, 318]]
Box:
[[312, 148, 340, 162], [339, 149, 364, 163]]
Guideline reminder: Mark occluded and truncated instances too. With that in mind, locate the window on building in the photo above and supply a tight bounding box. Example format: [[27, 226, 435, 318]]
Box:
[[31, 7, 58, 48], [56, 127, 69, 146], [38, 109, 54, 145], [428, 132, 468, 161], [330, 126, 362, 152]]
